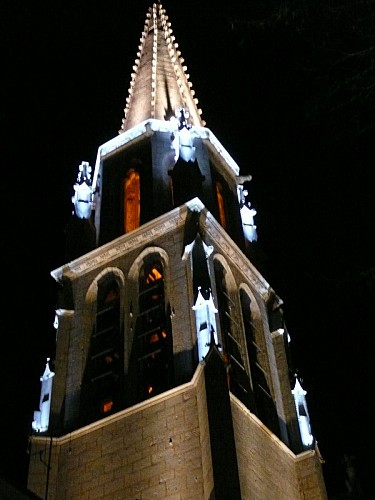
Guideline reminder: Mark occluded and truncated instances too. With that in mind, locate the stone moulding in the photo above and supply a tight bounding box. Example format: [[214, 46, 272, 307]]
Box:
[[51, 197, 271, 300]]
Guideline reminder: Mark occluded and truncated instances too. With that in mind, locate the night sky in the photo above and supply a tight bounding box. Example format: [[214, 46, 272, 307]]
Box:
[[3, 1, 374, 498]]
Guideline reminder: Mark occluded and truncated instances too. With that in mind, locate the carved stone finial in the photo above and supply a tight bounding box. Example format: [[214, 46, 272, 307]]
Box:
[[176, 107, 192, 130], [72, 161, 94, 219]]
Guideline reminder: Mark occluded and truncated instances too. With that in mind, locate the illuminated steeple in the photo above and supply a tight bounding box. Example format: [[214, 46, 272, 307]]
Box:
[[119, 2, 205, 132], [85, 2, 257, 253]]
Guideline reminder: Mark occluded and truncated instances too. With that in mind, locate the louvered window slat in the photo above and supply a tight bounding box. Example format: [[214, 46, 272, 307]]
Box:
[[138, 303, 163, 317], [91, 370, 113, 383], [251, 339, 262, 352], [222, 289, 236, 306], [93, 326, 115, 338], [255, 361, 268, 377], [258, 383, 273, 400], [138, 325, 162, 339], [229, 353, 245, 371], [224, 310, 241, 328], [227, 331, 240, 347], [138, 348, 162, 362], [96, 304, 117, 316], [91, 347, 113, 360], [139, 282, 163, 296]]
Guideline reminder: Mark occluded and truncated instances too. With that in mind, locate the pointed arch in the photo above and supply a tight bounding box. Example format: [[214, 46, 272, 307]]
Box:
[[239, 284, 280, 436], [169, 157, 204, 207], [80, 268, 125, 425], [128, 248, 173, 403], [213, 255, 254, 410]]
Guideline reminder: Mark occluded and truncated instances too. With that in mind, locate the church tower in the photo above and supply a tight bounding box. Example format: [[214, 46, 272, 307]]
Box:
[[27, 4, 328, 499]]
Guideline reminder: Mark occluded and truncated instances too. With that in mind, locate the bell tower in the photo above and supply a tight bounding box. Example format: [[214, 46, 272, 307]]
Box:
[[92, 106, 249, 254], [27, 4, 327, 499]]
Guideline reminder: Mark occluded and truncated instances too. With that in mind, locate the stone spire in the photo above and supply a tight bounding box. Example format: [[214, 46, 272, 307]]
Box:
[[119, 3, 205, 133]]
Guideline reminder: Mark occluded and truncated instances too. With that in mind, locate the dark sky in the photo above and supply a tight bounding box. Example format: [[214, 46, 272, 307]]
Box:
[[3, 1, 374, 498]]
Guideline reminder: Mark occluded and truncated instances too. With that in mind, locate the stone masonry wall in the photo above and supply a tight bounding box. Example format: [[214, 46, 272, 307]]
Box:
[[231, 395, 327, 500], [28, 366, 214, 500]]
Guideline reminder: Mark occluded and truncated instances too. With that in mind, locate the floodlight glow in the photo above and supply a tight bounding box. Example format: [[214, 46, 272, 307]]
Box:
[[32, 358, 55, 433], [192, 288, 219, 361], [72, 161, 94, 219], [292, 377, 314, 448], [238, 185, 258, 242]]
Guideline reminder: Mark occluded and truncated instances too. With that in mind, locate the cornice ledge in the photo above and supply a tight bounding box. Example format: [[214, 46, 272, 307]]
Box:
[[92, 121, 240, 191], [30, 363, 205, 446], [51, 198, 205, 282], [199, 128, 240, 177]]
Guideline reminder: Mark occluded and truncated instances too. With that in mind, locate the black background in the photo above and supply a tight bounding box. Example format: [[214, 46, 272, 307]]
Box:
[[3, 1, 374, 498]]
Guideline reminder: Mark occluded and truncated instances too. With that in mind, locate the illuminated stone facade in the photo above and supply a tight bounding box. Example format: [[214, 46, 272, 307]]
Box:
[[27, 4, 327, 499]]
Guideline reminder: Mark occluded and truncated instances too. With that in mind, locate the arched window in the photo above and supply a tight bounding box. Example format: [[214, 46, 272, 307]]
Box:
[[83, 278, 123, 423], [215, 181, 227, 230], [134, 256, 173, 401], [240, 289, 280, 436], [123, 168, 140, 233], [213, 260, 253, 410]]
